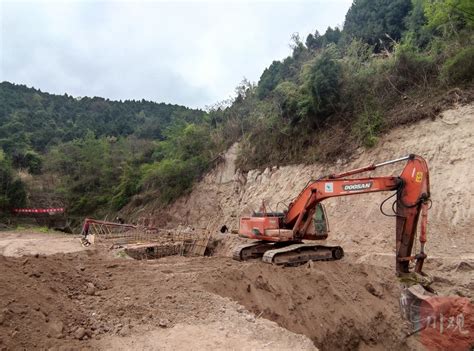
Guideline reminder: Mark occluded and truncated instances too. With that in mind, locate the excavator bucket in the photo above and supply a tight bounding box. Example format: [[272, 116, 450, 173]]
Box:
[[399, 273, 446, 330]]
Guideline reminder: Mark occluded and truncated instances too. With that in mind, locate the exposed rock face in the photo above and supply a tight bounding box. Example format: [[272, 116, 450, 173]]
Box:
[[216, 142, 238, 184]]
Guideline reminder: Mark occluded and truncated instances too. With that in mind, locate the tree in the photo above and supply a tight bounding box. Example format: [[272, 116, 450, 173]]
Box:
[[306, 30, 323, 50], [344, 0, 412, 50], [0, 153, 26, 212], [257, 61, 285, 99], [274, 81, 308, 125], [423, 0, 474, 37], [306, 27, 342, 50], [404, 0, 432, 48], [307, 50, 342, 122], [0, 81, 205, 162], [323, 27, 342, 46]]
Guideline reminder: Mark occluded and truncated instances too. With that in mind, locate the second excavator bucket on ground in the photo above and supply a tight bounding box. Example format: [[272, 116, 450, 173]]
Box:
[[400, 283, 473, 341]]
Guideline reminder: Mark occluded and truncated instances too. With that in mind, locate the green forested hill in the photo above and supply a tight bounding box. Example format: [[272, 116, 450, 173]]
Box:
[[0, 82, 205, 168], [0, 82, 217, 214], [1, 0, 473, 217], [231, 0, 473, 169]]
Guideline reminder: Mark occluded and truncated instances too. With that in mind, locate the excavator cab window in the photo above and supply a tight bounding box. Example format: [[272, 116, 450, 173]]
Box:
[[313, 203, 328, 235]]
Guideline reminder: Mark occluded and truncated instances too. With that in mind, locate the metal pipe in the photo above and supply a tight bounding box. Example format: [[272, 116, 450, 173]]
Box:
[[327, 155, 413, 179], [374, 155, 412, 168]]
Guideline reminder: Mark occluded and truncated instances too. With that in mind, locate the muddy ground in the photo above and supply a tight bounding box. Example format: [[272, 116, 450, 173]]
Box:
[[0, 231, 472, 350]]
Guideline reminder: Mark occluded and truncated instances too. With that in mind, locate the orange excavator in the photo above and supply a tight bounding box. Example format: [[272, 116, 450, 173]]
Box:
[[234, 154, 431, 278]]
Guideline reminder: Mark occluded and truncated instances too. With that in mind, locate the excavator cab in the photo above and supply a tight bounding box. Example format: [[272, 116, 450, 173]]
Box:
[[312, 203, 329, 238]]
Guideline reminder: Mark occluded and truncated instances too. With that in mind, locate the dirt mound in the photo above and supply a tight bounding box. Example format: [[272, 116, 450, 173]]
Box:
[[0, 249, 318, 350], [1, 235, 472, 350], [200, 260, 412, 350], [0, 251, 102, 349]]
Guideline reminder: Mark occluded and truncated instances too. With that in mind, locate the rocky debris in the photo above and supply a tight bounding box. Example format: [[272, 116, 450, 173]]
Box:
[[159, 319, 170, 328], [114, 323, 123, 334], [0, 310, 7, 326], [85, 282, 96, 296], [118, 324, 131, 336], [245, 314, 256, 323], [74, 327, 87, 340], [364, 283, 383, 298], [455, 261, 473, 272], [48, 320, 64, 339], [246, 169, 262, 184]]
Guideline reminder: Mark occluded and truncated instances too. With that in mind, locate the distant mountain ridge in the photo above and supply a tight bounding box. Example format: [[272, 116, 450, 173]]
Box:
[[0, 81, 206, 157]]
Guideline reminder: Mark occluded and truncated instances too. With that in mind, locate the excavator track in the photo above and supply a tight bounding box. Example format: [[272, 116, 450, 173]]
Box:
[[232, 241, 276, 261], [262, 243, 344, 266], [233, 241, 344, 266]]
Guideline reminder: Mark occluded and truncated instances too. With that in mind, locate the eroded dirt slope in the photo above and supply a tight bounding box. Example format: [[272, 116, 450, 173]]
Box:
[[155, 104, 474, 260]]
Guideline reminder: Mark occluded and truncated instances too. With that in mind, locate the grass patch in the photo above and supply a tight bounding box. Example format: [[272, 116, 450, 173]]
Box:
[[116, 250, 129, 259]]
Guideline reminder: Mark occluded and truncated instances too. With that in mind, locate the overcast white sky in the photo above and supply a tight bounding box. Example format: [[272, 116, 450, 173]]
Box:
[[1, 0, 352, 108]]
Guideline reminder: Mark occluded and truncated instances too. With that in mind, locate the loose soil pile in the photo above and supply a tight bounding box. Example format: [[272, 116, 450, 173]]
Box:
[[201, 259, 410, 350], [0, 249, 316, 350]]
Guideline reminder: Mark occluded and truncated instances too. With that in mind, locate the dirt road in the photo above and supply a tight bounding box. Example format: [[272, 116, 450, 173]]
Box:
[[0, 230, 87, 257]]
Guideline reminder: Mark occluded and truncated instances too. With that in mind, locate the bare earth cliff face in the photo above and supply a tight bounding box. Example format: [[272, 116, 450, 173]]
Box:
[[161, 104, 473, 261]]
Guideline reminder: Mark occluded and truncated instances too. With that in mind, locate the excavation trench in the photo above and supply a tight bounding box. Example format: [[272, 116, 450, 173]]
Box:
[[201, 260, 413, 350], [124, 239, 217, 260], [124, 243, 184, 260]]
